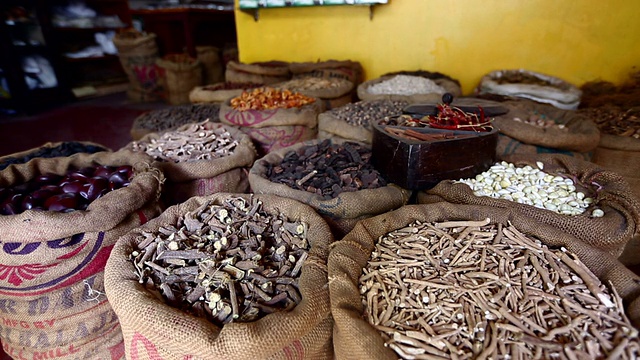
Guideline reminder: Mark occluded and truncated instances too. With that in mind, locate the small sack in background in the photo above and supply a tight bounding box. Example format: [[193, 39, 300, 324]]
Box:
[[113, 29, 162, 102], [156, 53, 202, 105]]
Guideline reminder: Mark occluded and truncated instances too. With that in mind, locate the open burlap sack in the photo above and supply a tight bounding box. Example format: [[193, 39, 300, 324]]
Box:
[[189, 83, 263, 104], [289, 60, 364, 85], [127, 122, 256, 206], [113, 29, 162, 102], [157, 54, 203, 105], [249, 139, 411, 238], [0, 151, 163, 360], [317, 112, 372, 144], [220, 98, 320, 156], [497, 134, 593, 162], [476, 69, 582, 110], [357, 75, 461, 103], [104, 193, 333, 360], [417, 153, 640, 257], [494, 99, 600, 153], [130, 104, 221, 141], [226, 61, 291, 85], [0, 141, 110, 171], [328, 202, 640, 360]]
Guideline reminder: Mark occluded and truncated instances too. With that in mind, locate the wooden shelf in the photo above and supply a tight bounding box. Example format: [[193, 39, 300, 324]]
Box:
[[52, 25, 126, 32], [63, 54, 119, 62]]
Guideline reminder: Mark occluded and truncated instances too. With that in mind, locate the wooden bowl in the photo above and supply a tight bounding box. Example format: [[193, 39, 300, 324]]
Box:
[[371, 122, 498, 190]]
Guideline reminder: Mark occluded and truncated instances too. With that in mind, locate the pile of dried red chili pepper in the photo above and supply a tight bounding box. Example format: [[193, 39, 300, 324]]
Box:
[[382, 103, 493, 132]]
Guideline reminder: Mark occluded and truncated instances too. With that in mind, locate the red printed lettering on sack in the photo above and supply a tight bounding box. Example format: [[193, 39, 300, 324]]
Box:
[[0, 317, 55, 329]]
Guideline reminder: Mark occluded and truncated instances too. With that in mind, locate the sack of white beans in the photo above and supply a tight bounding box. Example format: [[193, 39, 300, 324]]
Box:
[[417, 153, 640, 256], [126, 121, 257, 206], [329, 202, 640, 359]]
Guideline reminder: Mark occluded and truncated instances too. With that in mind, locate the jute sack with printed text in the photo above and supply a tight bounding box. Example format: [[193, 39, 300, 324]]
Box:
[[417, 154, 640, 257], [328, 202, 640, 359], [113, 30, 162, 102], [104, 193, 333, 360], [249, 139, 411, 238], [219, 99, 320, 156], [0, 151, 163, 360]]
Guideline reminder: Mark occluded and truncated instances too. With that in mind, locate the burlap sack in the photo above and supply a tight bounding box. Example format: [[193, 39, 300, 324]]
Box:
[[494, 99, 600, 152], [497, 134, 593, 162], [328, 202, 640, 360], [476, 69, 582, 110], [417, 153, 640, 256], [189, 83, 262, 104], [196, 46, 224, 86], [128, 122, 256, 205], [0, 141, 109, 171], [0, 151, 163, 359], [113, 30, 162, 102], [130, 104, 221, 141], [317, 112, 372, 144], [156, 54, 203, 105], [357, 75, 461, 103], [104, 193, 333, 360], [249, 139, 411, 238], [289, 60, 364, 85], [225, 61, 291, 85], [274, 78, 354, 102], [220, 99, 320, 156]]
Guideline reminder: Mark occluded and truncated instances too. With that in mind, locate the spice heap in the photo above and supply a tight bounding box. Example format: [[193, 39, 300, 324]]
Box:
[[580, 107, 640, 138], [230, 87, 315, 111], [513, 113, 567, 130], [361, 219, 639, 359], [130, 196, 310, 326], [277, 77, 352, 92], [266, 140, 387, 200], [0, 142, 107, 171], [202, 82, 263, 91], [0, 164, 132, 215], [456, 161, 599, 216], [131, 122, 238, 163], [368, 75, 446, 96], [329, 100, 407, 127], [133, 104, 221, 134]]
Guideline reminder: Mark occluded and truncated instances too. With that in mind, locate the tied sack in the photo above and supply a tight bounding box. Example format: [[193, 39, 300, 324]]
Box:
[[156, 54, 203, 105], [104, 193, 334, 360], [328, 202, 640, 360], [494, 99, 600, 161], [219, 97, 320, 157], [0, 151, 163, 360], [417, 153, 640, 257], [127, 122, 257, 206], [225, 61, 291, 85], [249, 139, 411, 238], [113, 29, 162, 103]]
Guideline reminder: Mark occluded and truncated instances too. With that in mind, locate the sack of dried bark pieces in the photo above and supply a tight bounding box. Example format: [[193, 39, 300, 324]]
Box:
[[189, 82, 263, 104], [476, 69, 582, 110], [317, 100, 407, 144], [156, 54, 203, 105], [130, 103, 221, 141], [113, 29, 162, 102], [495, 99, 600, 160], [127, 121, 256, 206], [249, 139, 411, 238], [226, 60, 291, 85], [274, 76, 355, 111], [104, 193, 333, 360], [0, 151, 163, 360], [328, 202, 640, 360], [417, 154, 640, 257], [219, 88, 321, 156], [357, 74, 461, 103]]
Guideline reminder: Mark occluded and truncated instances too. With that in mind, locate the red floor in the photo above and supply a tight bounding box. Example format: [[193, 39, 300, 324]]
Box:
[[0, 92, 172, 157]]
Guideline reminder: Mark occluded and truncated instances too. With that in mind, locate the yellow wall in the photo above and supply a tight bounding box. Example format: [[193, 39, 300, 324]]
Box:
[[234, 0, 640, 94]]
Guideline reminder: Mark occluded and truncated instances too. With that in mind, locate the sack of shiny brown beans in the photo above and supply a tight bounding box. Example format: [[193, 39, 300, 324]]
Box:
[[249, 138, 411, 238], [126, 121, 257, 206], [418, 153, 640, 257], [219, 87, 321, 156], [329, 201, 640, 360], [104, 193, 333, 360], [0, 151, 163, 360]]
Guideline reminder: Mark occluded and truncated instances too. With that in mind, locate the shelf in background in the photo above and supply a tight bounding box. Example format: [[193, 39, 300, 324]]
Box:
[[52, 25, 126, 32], [63, 54, 120, 62]]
